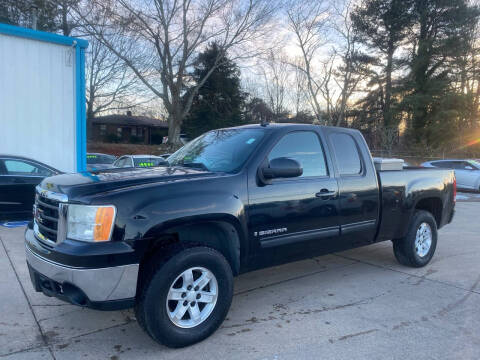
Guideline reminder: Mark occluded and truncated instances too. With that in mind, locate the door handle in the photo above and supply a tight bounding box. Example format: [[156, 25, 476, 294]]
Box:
[[316, 189, 337, 198]]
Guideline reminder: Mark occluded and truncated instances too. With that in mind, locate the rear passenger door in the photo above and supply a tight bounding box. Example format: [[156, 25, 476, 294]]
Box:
[[325, 130, 380, 246]]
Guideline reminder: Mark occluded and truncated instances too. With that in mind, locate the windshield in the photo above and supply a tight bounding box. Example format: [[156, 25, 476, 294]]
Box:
[[470, 160, 480, 169], [87, 154, 116, 164], [167, 128, 265, 173], [134, 158, 167, 167]]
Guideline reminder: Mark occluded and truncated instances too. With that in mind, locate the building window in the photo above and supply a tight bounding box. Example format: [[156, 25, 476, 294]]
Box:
[[138, 127, 143, 137], [132, 127, 137, 136], [100, 124, 106, 135], [117, 127, 122, 138]]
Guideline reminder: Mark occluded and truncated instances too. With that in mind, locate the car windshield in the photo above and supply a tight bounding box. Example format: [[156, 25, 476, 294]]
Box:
[[87, 154, 116, 164], [133, 158, 166, 167], [167, 128, 266, 173], [470, 160, 480, 168]]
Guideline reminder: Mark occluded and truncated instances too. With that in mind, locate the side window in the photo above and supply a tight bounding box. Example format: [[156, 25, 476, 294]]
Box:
[[432, 161, 448, 168], [329, 133, 362, 175], [0, 160, 7, 175], [4, 159, 52, 176], [268, 131, 328, 177], [114, 157, 125, 167], [451, 161, 465, 170]]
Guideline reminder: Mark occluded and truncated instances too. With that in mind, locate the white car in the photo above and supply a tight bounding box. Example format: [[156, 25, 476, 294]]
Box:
[[112, 155, 168, 169], [422, 159, 480, 191]]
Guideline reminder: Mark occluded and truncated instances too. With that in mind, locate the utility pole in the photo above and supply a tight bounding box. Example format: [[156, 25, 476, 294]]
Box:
[[31, 5, 38, 30]]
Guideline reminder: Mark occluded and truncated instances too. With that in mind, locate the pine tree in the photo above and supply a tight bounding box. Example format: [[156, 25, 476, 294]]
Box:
[[401, 0, 480, 148], [352, 0, 415, 128], [182, 43, 246, 139], [0, 0, 78, 35]]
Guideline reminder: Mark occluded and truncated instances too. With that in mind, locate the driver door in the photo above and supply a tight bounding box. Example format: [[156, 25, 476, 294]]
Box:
[[247, 130, 340, 264]]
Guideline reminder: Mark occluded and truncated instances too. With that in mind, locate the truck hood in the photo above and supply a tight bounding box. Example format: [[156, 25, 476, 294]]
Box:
[[39, 166, 217, 200]]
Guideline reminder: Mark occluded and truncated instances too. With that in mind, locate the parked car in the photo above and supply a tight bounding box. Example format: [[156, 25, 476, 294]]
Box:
[[112, 155, 168, 168], [422, 159, 480, 191], [26, 124, 455, 348], [86, 153, 116, 171], [0, 155, 60, 221]]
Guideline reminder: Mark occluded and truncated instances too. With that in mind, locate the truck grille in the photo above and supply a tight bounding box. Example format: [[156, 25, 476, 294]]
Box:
[[33, 187, 68, 246], [35, 194, 59, 241]]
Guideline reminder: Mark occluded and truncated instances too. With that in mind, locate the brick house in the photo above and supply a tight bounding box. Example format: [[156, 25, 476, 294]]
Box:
[[89, 111, 169, 144]]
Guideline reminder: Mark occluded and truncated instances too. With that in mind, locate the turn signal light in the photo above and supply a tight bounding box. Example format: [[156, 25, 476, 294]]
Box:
[[94, 207, 116, 242]]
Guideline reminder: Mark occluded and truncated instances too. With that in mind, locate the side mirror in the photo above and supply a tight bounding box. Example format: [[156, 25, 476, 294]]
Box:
[[261, 157, 303, 180]]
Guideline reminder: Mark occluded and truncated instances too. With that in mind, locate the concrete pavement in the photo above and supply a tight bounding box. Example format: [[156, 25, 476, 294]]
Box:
[[1, 202, 479, 359]]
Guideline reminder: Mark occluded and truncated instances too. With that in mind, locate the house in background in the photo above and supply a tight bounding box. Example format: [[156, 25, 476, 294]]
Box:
[[89, 111, 168, 144]]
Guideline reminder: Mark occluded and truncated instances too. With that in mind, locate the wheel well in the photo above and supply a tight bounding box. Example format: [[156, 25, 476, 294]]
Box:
[[140, 221, 241, 276], [415, 197, 442, 227]]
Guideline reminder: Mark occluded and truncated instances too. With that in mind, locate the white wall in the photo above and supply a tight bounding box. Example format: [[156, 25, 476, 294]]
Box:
[[0, 33, 77, 173]]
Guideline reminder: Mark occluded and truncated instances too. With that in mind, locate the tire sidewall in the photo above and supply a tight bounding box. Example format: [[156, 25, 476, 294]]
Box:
[[408, 211, 438, 266], [142, 247, 233, 347]]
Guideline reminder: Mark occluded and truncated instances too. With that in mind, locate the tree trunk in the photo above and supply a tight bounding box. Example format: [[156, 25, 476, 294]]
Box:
[[167, 114, 182, 145], [384, 42, 394, 128], [86, 99, 94, 141]]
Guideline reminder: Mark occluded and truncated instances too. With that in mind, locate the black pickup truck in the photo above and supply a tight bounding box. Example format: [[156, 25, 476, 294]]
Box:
[[25, 124, 456, 347]]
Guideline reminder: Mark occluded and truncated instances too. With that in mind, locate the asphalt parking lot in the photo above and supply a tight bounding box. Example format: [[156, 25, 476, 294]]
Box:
[[1, 197, 479, 360]]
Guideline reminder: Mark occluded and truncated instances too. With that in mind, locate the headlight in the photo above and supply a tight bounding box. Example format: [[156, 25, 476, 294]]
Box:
[[67, 204, 116, 242]]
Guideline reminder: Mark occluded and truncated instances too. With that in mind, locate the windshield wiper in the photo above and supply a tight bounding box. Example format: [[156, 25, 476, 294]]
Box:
[[180, 162, 209, 171]]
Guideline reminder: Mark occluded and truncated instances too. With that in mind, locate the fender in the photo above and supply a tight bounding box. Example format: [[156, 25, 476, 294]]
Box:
[[133, 189, 248, 275], [393, 176, 447, 239]]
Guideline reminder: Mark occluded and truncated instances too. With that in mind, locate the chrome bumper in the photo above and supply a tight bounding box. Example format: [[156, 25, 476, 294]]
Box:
[[25, 245, 139, 302]]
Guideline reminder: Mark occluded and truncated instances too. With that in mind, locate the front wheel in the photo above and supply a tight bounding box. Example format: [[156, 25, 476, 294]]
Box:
[[393, 210, 438, 268], [135, 247, 233, 348]]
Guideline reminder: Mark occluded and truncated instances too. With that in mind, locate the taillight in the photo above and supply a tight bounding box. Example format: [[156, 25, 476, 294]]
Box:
[[453, 176, 457, 203]]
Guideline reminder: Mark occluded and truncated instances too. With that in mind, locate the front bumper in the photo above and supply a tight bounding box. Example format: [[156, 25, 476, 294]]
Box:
[[25, 236, 139, 310]]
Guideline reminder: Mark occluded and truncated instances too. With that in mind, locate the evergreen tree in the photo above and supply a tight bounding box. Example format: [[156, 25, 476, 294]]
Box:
[[401, 0, 480, 147], [0, 0, 78, 35], [182, 43, 246, 139], [352, 0, 415, 128]]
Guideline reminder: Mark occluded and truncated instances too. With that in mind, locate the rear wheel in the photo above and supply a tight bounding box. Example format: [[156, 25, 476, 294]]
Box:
[[135, 247, 233, 348], [393, 210, 437, 267]]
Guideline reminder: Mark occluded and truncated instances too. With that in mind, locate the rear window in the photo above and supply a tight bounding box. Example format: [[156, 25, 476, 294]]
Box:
[[330, 133, 362, 175], [133, 158, 166, 167], [87, 154, 116, 164]]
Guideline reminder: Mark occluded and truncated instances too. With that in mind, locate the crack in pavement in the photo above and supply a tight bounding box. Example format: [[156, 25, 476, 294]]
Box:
[[234, 261, 357, 296], [0, 344, 50, 358], [333, 253, 480, 296], [329, 328, 379, 343]]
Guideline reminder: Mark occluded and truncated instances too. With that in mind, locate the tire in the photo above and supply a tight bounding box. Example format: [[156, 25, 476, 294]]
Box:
[[393, 210, 438, 268], [135, 246, 233, 348]]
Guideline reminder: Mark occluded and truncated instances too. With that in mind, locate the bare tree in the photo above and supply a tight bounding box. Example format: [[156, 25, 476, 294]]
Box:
[[287, 0, 372, 126], [85, 37, 152, 122], [287, 0, 330, 123], [259, 50, 290, 118], [329, 0, 364, 126], [75, 0, 275, 144]]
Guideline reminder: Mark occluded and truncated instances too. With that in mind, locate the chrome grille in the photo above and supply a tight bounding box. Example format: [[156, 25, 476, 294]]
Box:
[[34, 187, 68, 246]]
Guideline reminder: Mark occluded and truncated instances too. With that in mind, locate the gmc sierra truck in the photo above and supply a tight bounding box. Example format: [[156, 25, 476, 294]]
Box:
[[25, 124, 456, 348]]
